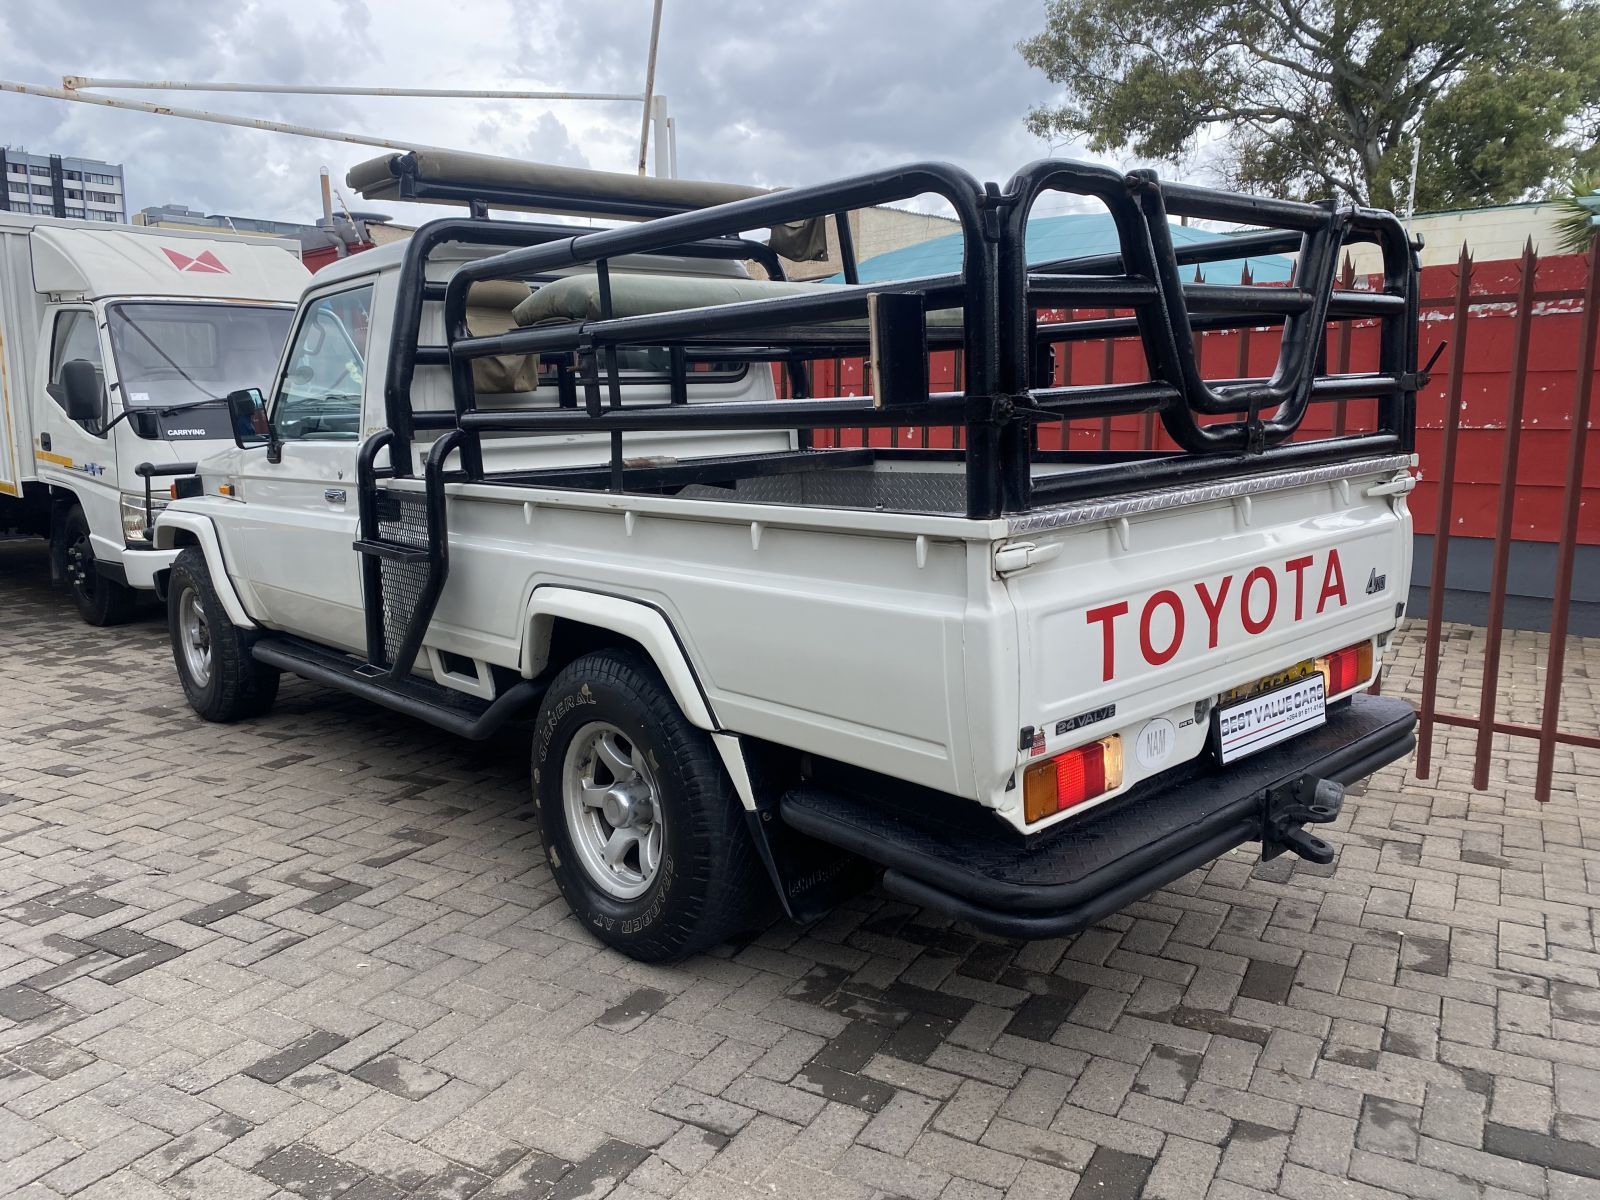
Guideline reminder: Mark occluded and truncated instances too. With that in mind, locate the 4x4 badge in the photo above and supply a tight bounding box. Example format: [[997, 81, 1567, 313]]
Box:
[[1366, 568, 1387, 595]]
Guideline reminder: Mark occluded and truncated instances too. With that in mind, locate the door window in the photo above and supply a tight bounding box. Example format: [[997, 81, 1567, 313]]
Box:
[[47, 309, 105, 426], [271, 284, 374, 443]]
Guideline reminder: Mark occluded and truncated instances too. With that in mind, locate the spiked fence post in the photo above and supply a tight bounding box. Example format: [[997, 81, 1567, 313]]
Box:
[[1416, 242, 1473, 781], [1472, 239, 1539, 791], [1533, 229, 1600, 800]]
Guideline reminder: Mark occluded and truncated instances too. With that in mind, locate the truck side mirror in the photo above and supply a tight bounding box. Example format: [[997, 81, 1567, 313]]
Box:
[[226, 388, 270, 448], [60, 359, 104, 425]]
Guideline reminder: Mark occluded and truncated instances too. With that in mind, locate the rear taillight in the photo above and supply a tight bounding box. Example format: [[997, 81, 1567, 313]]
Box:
[[1023, 735, 1123, 825], [1318, 640, 1374, 695]]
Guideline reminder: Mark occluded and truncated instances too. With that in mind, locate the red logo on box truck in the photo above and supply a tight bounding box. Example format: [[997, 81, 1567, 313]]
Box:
[[1085, 549, 1348, 681]]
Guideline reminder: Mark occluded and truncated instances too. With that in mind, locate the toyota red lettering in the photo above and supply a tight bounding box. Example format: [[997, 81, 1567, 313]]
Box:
[[1085, 548, 1351, 681], [1138, 589, 1185, 667]]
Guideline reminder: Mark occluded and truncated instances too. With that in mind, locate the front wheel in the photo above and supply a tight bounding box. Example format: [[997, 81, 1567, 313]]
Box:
[[532, 648, 767, 961], [59, 506, 135, 626], [167, 548, 279, 722]]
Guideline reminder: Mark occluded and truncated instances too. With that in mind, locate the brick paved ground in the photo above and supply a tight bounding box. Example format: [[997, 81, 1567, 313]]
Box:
[[2, 537, 1599, 1200]]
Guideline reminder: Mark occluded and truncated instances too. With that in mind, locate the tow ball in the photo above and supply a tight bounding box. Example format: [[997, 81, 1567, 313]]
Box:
[[1261, 776, 1345, 864]]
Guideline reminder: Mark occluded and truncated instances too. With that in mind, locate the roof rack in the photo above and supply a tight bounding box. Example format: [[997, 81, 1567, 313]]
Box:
[[346, 150, 830, 263], [345, 149, 779, 220]]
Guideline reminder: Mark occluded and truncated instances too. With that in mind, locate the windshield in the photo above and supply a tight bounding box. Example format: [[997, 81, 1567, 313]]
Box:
[[105, 302, 293, 410]]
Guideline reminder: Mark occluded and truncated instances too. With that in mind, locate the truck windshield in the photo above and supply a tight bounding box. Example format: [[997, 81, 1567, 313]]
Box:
[[105, 302, 293, 409]]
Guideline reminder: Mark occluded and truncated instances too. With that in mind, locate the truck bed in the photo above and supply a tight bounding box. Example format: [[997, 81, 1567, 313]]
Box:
[[397, 444, 1412, 835]]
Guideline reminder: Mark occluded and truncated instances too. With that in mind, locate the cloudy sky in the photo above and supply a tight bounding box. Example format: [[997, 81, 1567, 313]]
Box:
[[0, 0, 1126, 229]]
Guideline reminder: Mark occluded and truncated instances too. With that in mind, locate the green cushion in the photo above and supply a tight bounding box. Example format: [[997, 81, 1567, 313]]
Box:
[[513, 272, 964, 330], [513, 274, 834, 325]]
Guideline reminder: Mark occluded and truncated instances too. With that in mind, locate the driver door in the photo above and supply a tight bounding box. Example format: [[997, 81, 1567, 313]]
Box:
[[36, 308, 118, 557], [230, 281, 375, 649]]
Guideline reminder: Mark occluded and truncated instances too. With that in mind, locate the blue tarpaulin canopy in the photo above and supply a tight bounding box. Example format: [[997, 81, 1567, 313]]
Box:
[[835, 212, 1294, 285]]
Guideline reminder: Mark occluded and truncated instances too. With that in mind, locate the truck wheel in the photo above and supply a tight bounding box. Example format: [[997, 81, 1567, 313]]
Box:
[[60, 506, 136, 626], [532, 648, 765, 962], [167, 548, 279, 722]]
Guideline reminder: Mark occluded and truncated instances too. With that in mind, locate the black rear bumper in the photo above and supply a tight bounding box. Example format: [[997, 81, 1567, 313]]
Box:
[[780, 693, 1415, 939]]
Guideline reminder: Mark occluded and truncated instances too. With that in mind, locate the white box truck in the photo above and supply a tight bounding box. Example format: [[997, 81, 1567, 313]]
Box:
[[0, 213, 309, 623]]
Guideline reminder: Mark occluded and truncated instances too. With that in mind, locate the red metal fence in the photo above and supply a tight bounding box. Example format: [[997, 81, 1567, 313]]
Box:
[[1416, 240, 1600, 800], [781, 233, 1600, 801]]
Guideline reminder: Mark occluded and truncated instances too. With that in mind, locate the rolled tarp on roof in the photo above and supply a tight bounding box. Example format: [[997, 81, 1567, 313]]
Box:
[[346, 150, 826, 260]]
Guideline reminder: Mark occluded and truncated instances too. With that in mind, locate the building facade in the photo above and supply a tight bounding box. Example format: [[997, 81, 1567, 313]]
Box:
[[1344, 201, 1566, 274], [134, 203, 327, 240], [0, 149, 125, 222], [777, 207, 961, 281]]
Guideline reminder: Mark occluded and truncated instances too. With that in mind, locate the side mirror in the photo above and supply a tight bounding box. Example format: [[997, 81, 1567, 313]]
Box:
[[225, 388, 270, 448], [61, 359, 104, 425]]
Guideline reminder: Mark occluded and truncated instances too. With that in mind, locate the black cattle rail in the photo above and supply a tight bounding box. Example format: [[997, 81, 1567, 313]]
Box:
[[996, 161, 1417, 511], [389, 157, 1418, 521], [378, 216, 794, 477], [431, 161, 1004, 515]]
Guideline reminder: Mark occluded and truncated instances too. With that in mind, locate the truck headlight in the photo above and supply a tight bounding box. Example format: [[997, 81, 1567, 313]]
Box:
[[120, 493, 169, 545]]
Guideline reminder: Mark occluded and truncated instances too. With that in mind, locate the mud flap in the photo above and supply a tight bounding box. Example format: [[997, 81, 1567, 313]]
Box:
[[739, 741, 879, 924]]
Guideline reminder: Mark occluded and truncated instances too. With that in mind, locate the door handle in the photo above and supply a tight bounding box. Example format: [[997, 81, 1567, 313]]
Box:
[[325, 488, 347, 504], [40, 433, 51, 452]]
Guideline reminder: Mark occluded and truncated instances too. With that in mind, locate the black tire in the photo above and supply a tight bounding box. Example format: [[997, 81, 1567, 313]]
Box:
[[167, 547, 279, 722], [532, 648, 766, 961], [59, 506, 136, 626]]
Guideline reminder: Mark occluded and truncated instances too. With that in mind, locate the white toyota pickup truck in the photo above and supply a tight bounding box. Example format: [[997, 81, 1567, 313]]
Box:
[[153, 150, 1421, 961]]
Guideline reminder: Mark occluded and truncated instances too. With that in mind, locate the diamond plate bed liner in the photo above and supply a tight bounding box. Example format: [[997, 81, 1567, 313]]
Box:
[[780, 693, 1415, 937]]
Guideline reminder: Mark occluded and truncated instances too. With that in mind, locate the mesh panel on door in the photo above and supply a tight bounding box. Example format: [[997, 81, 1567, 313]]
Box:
[[376, 490, 431, 665]]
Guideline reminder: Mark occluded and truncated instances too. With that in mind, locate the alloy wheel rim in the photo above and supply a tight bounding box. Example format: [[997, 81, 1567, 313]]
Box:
[[561, 721, 664, 900], [177, 586, 212, 688]]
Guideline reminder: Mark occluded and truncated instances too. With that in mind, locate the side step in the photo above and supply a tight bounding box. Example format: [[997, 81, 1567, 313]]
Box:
[[252, 635, 545, 740]]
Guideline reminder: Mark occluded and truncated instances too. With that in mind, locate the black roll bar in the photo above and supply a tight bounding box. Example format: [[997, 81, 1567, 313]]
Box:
[[440, 160, 1004, 517]]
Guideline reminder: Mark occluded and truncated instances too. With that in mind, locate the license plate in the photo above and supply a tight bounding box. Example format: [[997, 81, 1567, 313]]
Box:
[[1214, 674, 1327, 764]]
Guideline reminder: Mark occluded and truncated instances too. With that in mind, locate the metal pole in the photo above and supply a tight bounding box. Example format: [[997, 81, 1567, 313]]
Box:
[[1405, 125, 1423, 235], [2, 78, 451, 154], [652, 96, 669, 179], [64, 77, 644, 102], [1472, 238, 1539, 791], [1533, 230, 1600, 800], [1099, 310, 1115, 450], [1416, 244, 1473, 781], [1333, 254, 1355, 436], [637, 0, 664, 175]]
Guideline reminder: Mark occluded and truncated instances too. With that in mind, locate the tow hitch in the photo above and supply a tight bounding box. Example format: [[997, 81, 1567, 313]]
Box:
[[1262, 776, 1345, 864]]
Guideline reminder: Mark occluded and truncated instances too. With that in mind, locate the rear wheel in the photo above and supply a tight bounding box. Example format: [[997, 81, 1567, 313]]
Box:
[[167, 548, 279, 722], [532, 648, 766, 961], [60, 506, 135, 626]]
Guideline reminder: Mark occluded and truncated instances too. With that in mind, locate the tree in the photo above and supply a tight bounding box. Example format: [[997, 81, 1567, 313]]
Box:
[[1017, 0, 1600, 211], [1553, 173, 1600, 252]]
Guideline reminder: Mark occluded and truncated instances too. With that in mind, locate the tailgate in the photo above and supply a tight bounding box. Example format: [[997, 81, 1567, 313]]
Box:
[[1001, 455, 1412, 823]]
